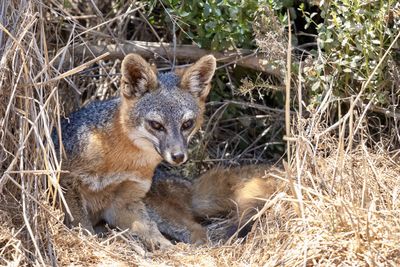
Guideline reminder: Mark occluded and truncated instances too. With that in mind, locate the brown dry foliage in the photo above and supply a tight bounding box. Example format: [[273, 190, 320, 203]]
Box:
[[1, 0, 399, 266]]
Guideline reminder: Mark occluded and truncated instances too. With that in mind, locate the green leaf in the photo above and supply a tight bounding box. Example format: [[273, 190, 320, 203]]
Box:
[[311, 80, 321, 91], [204, 3, 212, 17], [180, 11, 190, 17], [63, 0, 72, 8], [343, 68, 352, 73]]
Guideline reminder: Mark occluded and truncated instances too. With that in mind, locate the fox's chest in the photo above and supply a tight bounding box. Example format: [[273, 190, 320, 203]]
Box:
[[78, 148, 157, 193], [84, 129, 161, 173], [82, 179, 151, 213], [81, 170, 152, 193], [75, 122, 161, 193]]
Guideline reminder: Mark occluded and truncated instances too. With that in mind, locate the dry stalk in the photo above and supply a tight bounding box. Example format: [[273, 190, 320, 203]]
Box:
[[0, 1, 399, 266]]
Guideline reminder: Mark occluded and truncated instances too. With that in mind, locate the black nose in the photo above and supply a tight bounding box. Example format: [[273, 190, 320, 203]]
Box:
[[171, 153, 185, 164]]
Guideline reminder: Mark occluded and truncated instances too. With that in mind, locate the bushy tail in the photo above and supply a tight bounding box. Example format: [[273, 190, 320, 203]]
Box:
[[191, 164, 287, 236]]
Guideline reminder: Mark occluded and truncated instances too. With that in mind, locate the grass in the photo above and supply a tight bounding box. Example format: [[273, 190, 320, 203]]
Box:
[[1, 0, 400, 266]]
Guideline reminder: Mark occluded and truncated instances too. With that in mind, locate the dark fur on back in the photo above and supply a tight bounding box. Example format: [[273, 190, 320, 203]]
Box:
[[52, 98, 120, 156]]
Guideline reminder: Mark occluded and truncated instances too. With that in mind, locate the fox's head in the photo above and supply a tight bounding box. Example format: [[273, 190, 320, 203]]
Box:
[[119, 53, 216, 165]]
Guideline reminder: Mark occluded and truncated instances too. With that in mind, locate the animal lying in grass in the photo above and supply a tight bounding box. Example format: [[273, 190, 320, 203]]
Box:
[[53, 53, 217, 250], [145, 164, 288, 245]]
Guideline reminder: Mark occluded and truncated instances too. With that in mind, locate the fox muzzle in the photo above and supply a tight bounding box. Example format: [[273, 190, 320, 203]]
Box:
[[163, 147, 188, 165], [160, 131, 189, 165]]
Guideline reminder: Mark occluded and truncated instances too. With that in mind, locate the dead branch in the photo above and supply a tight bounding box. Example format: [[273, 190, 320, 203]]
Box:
[[355, 100, 400, 120], [58, 41, 284, 78]]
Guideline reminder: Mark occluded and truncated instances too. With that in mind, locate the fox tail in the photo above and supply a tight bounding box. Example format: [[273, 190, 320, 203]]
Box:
[[191, 165, 286, 237]]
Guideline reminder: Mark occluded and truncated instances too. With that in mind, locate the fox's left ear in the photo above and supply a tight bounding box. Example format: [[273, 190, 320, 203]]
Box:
[[180, 55, 216, 101], [120, 54, 158, 99]]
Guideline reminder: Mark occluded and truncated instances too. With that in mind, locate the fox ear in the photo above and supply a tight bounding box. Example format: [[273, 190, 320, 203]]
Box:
[[120, 54, 158, 99], [180, 55, 216, 101]]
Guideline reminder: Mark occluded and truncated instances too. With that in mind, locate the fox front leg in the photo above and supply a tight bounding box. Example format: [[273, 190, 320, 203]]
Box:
[[107, 200, 172, 250], [63, 185, 95, 234]]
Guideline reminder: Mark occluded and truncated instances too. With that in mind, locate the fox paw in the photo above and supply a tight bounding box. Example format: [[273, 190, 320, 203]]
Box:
[[145, 235, 172, 251], [190, 227, 208, 246]]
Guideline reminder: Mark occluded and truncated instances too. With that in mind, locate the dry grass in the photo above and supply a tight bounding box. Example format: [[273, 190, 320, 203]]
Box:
[[1, 0, 400, 266]]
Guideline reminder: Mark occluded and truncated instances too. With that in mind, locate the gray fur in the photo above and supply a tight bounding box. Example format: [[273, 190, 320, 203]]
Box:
[[147, 170, 196, 243], [131, 80, 199, 126], [53, 98, 120, 156], [128, 73, 200, 164], [152, 168, 193, 189], [132, 72, 199, 126], [158, 72, 180, 90], [146, 207, 192, 244]]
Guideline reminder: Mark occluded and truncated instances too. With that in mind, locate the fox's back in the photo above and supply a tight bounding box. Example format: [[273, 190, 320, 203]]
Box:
[[53, 98, 120, 156]]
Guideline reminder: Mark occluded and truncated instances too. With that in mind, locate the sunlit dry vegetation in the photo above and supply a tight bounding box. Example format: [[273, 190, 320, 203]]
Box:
[[0, 0, 399, 266]]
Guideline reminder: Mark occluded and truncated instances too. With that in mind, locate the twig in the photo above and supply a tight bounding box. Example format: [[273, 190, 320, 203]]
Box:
[[207, 100, 293, 114], [285, 11, 293, 158], [352, 99, 400, 120], [137, 8, 171, 63], [33, 52, 110, 86], [285, 11, 303, 221], [55, 42, 284, 77]]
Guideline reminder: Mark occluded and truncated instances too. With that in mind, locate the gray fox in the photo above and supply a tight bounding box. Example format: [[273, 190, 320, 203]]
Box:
[[144, 164, 288, 244], [53, 53, 216, 250]]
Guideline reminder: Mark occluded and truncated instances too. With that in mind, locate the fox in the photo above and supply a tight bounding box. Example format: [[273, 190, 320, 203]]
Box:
[[144, 164, 288, 245], [53, 53, 217, 250]]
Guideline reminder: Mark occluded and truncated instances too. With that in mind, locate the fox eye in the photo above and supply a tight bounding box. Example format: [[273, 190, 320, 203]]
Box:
[[181, 119, 194, 131], [149, 120, 165, 131]]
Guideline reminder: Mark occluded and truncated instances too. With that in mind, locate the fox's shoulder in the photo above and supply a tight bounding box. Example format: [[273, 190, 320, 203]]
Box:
[[62, 97, 120, 129], [53, 97, 120, 155]]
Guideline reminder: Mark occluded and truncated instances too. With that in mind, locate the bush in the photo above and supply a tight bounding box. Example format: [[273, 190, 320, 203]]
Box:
[[152, 0, 262, 50], [302, 1, 400, 107]]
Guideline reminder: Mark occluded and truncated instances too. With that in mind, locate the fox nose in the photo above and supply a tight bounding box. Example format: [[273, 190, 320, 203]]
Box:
[[171, 152, 185, 164]]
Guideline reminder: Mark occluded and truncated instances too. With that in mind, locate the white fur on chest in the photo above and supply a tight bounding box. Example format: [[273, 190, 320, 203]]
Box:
[[80, 171, 151, 192]]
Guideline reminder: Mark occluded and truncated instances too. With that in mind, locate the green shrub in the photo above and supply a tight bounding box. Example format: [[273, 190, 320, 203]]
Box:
[[302, 1, 400, 107], [154, 0, 263, 50]]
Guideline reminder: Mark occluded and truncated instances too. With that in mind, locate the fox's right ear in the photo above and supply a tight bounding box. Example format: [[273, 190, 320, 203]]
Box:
[[120, 54, 158, 99], [180, 55, 216, 101]]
